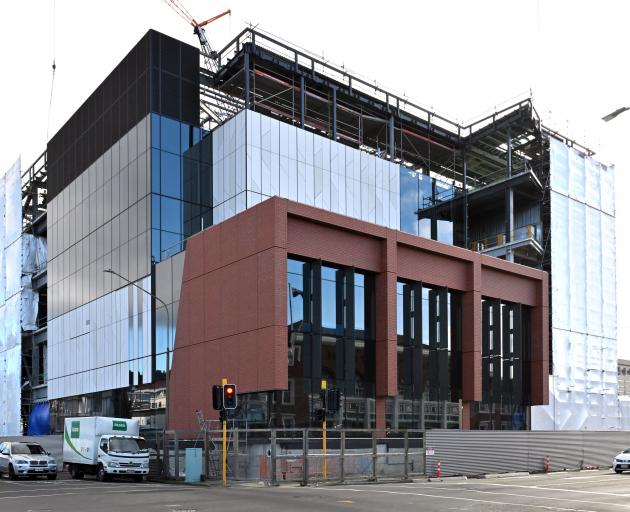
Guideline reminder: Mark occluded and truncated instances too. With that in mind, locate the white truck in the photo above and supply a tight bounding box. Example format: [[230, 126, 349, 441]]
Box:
[[63, 416, 150, 482]]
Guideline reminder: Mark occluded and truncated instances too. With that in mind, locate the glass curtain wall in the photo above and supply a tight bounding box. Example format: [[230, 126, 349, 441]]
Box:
[[237, 258, 376, 428], [471, 299, 531, 430], [391, 280, 462, 430], [399, 167, 464, 246], [150, 114, 212, 262]]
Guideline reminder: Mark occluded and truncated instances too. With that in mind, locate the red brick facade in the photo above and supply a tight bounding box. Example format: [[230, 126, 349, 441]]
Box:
[[169, 197, 549, 430]]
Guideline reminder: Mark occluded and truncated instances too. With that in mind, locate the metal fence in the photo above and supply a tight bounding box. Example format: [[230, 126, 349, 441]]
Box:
[[144, 429, 425, 484], [424, 430, 630, 477]]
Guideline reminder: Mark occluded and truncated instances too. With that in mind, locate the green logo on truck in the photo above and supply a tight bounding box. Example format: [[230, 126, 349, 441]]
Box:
[[70, 421, 80, 438], [112, 420, 127, 431]]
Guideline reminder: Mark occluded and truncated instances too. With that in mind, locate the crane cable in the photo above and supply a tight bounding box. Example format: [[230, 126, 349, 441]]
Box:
[[46, 0, 57, 141]]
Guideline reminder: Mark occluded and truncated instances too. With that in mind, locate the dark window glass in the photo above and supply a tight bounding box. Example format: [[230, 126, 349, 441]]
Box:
[[161, 151, 181, 199], [321, 266, 338, 330], [160, 116, 180, 155]]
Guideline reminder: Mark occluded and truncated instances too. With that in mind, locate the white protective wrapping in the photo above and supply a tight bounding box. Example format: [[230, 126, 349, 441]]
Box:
[[0, 159, 23, 435], [531, 138, 619, 430], [0, 159, 47, 435]]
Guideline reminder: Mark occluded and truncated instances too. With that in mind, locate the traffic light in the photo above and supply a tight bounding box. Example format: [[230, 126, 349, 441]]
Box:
[[326, 388, 341, 414], [223, 383, 237, 409], [212, 385, 223, 410]]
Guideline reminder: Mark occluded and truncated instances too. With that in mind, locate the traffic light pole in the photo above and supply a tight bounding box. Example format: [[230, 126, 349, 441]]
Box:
[[321, 379, 327, 481], [222, 377, 227, 487]]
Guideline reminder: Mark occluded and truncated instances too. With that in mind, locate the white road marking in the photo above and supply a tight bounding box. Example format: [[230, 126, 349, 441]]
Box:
[[0, 486, 193, 500], [312, 486, 599, 512], [464, 487, 630, 509], [469, 481, 630, 497], [0, 483, 173, 494]]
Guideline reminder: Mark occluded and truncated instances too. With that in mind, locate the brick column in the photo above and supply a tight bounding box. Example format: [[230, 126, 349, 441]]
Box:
[[375, 237, 397, 430], [531, 273, 549, 405], [461, 258, 482, 423]]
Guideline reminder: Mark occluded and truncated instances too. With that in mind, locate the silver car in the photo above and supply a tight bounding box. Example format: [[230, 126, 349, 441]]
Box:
[[0, 442, 57, 480]]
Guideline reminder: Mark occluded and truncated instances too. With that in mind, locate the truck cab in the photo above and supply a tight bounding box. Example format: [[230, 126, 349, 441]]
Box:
[[96, 435, 149, 482]]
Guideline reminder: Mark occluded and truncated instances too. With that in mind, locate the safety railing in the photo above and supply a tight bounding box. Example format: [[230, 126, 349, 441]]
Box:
[[470, 224, 540, 252]]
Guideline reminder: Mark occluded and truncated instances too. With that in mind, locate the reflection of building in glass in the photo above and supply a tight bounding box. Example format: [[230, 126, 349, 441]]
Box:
[[5, 26, 617, 434]]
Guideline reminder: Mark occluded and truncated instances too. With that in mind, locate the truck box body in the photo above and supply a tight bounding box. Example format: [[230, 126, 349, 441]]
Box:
[[63, 417, 140, 466]]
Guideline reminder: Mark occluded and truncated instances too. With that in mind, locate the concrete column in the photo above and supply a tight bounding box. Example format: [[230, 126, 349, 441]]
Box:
[[375, 236, 397, 430], [461, 259, 482, 407], [531, 273, 550, 405]]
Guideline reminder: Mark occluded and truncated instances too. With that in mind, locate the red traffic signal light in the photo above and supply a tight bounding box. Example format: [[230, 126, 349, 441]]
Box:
[[223, 384, 237, 409]]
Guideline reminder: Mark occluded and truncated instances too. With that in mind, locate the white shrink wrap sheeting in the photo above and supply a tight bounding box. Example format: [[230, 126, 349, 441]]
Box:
[[532, 138, 620, 430], [0, 158, 22, 435]]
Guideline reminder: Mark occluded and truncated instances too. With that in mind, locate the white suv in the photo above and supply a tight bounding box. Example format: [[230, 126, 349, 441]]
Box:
[[0, 442, 58, 480]]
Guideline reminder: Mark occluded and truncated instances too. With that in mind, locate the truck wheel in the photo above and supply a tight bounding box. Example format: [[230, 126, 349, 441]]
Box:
[[96, 464, 111, 482], [70, 465, 84, 480], [8, 464, 17, 480], [133, 475, 143, 483]]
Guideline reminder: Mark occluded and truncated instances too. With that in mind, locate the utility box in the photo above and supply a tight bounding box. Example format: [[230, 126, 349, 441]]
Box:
[[185, 448, 202, 483]]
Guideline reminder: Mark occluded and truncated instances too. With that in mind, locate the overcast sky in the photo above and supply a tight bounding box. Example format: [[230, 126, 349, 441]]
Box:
[[1, 1, 628, 354]]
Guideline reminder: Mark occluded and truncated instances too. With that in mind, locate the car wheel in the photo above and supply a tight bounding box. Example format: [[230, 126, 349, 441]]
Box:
[[8, 464, 17, 480], [615, 469, 623, 474], [47, 473, 57, 480]]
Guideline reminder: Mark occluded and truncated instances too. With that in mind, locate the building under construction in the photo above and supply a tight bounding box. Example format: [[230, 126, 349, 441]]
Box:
[[0, 26, 618, 435]]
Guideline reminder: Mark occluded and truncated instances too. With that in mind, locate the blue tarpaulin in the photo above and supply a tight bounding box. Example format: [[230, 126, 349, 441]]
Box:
[[27, 402, 50, 435]]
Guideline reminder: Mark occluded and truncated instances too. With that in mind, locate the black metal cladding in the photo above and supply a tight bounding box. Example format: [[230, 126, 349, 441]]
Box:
[[47, 29, 199, 202]]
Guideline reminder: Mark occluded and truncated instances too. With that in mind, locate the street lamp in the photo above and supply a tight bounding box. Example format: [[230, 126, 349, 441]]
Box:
[[104, 269, 171, 431], [602, 106, 629, 122]]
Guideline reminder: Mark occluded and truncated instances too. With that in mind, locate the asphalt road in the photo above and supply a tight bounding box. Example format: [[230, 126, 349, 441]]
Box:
[[1, 469, 630, 512]]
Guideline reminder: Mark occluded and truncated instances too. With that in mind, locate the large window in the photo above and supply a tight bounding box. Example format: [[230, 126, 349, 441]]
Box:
[[150, 114, 212, 262], [393, 280, 462, 430], [276, 258, 376, 428], [473, 299, 531, 430]]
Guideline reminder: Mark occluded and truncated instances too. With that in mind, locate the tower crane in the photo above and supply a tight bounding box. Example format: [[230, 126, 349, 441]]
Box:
[[161, 0, 231, 74], [162, 0, 234, 125]]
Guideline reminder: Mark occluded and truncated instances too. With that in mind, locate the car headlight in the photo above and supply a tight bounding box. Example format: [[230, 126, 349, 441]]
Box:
[[108, 461, 120, 468], [141, 462, 149, 468], [14, 459, 27, 465]]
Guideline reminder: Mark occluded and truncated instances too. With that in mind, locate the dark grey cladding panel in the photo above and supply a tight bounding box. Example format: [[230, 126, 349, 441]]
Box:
[[47, 29, 199, 202]]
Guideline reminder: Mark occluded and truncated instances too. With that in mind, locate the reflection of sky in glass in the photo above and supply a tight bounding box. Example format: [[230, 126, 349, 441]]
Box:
[[287, 258, 305, 327], [400, 168, 419, 235], [355, 273, 365, 332]]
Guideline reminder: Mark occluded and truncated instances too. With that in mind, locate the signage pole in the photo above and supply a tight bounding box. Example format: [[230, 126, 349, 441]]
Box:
[[222, 377, 227, 487], [321, 379, 327, 481]]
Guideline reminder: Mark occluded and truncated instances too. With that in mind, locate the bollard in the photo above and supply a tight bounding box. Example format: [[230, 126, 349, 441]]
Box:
[[544, 455, 550, 473], [437, 460, 441, 479]]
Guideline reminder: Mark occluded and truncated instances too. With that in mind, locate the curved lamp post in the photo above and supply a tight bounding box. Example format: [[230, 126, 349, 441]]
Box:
[[104, 268, 171, 430]]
